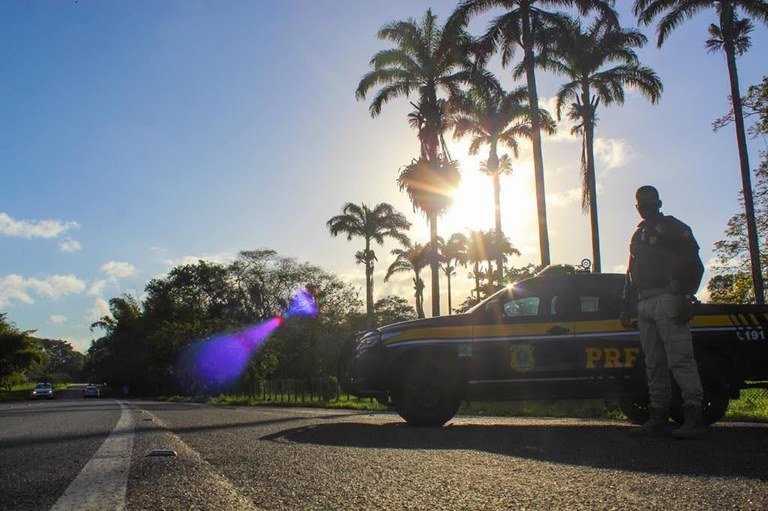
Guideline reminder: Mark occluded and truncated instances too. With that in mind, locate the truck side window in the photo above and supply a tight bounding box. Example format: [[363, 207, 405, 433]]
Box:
[[503, 296, 540, 318], [580, 296, 599, 313]]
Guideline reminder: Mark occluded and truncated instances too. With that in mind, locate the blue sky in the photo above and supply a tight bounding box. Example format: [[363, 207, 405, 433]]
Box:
[[1, 1, 766, 352]]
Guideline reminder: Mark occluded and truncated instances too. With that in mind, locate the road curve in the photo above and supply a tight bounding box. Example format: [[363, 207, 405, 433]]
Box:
[[3, 395, 768, 510]]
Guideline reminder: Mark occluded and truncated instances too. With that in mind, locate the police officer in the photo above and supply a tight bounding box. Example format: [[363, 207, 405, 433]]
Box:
[[621, 186, 706, 439]]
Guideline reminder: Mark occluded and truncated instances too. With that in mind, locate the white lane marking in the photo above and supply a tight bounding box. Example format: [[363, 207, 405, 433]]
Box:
[[50, 400, 134, 511]]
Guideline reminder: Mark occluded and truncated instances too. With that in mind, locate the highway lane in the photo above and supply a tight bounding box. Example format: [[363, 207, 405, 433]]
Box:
[[131, 401, 768, 510], [3, 395, 768, 510], [0, 386, 121, 511]]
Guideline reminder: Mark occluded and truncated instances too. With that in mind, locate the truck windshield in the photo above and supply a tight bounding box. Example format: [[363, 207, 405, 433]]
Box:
[[466, 286, 515, 314]]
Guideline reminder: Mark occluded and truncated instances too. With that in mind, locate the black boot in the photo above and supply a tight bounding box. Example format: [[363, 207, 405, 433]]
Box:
[[672, 405, 706, 440], [630, 407, 670, 437]]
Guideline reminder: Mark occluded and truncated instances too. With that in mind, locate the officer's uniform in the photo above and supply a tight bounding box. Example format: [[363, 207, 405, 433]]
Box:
[[623, 214, 705, 412]]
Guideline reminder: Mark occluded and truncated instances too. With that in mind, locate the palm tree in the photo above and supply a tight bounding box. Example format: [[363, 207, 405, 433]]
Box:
[[486, 230, 521, 287], [357, 10, 472, 316], [327, 203, 411, 329], [465, 229, 492, 299], [386, 241, 430, 318], [441, 233, 469, 313], [452, 77, 556, 284], [540, 17, 663, 273], [634, 0, 768, 303], [448, 0, 618, 268], [396, 156, 461, 316]]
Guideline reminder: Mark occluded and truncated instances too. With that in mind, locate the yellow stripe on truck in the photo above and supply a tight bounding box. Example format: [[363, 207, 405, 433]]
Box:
[[384, 326, 472, 345]]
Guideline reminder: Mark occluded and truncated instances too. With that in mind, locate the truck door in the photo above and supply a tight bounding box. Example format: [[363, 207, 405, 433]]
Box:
[[470, 277, 574, 399], [570, 276, 640, 386]]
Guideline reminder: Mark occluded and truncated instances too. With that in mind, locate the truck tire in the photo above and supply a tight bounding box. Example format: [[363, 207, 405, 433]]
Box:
[[670, 366, 729, 426], [618, 394, 650, 424], [392, 356, 462, 427]]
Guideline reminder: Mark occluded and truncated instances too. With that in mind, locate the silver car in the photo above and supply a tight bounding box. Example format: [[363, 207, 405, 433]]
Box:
[[31, 383, 54, 399]]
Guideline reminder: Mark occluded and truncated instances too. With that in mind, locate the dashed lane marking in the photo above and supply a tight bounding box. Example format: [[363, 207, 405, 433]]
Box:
[[50, 400, 134, 511]]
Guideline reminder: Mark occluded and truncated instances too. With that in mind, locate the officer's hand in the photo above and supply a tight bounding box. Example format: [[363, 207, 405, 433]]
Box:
[[620, 311, 633, 329]]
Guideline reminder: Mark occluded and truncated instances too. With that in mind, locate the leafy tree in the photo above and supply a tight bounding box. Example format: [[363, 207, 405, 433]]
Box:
[[634, 0, 768, 303], [85, 250, 364, 395], [385, 240, 430, 318], [448, 0, 618, 267], [327, 202, 411, 329], [374, 295, 418, 326], [85, 295, 151, 393], [541, 16, 662, 272], [451, 76, 555, 282], [31, 339, 84, 382], [0, 313, 43, 390], [357, 9, 472, 316]]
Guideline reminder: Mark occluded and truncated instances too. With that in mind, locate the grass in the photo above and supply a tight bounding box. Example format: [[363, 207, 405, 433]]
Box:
[[723, 389, 768, 422], [0, 382, 69, 402], [155, 388, 768, 424]]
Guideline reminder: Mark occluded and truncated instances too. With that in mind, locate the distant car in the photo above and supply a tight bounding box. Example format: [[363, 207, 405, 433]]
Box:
[[31, 383, 54, 399], [83, 385, 100, 398]]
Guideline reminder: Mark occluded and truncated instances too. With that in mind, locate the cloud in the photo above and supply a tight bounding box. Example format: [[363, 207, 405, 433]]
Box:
[[100, 261, 137, 279], [87, 297, 111, 322], [594, 138, 636, 169], [49, 315, 67, 324], [88, 278, 113, 296], [0, 274, 87, 307], [162, 252, 236, 268], [547, 187, 582, 208], [0, 212, 78, 239], [59, 239, 82, 252]]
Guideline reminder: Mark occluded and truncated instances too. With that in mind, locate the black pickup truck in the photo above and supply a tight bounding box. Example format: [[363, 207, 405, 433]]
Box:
[[339, 269, 768, 426]]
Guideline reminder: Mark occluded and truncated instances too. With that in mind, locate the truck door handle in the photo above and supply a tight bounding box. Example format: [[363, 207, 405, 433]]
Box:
[[547, 326, 569, 335]]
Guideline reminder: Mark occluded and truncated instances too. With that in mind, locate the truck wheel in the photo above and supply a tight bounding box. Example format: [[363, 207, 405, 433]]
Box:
[[392, 357, 462, 427], [618, 394, 651, 424], [670, 366, 729, 426]]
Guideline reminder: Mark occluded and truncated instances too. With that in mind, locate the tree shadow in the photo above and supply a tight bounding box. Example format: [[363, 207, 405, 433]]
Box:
[[261, 420, 768, 480]]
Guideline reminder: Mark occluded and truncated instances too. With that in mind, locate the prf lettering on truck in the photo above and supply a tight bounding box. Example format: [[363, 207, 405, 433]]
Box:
[[585, 347, 640, 369]]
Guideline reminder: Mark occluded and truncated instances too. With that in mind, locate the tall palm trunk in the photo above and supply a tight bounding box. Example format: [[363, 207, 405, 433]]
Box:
[[490, 142, 504, 286], [428, 213, 441, 316], [724, 37, 765, 303], [414, 276, 425, 318], [474, 261, 481, 300], [584, 121, 602, 273], [446, 269, 453, 315], [364, 240, 374, 329], [582, 86, 602, 274], [522, 10, 551, 267]]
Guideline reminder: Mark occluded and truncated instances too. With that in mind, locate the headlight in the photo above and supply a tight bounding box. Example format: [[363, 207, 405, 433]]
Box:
[[356, 330, 381, 350]]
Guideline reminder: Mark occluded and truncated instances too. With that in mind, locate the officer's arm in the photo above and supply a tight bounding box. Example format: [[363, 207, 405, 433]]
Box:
[[621, 256, 636, 314], [676, 224, 704, 296]]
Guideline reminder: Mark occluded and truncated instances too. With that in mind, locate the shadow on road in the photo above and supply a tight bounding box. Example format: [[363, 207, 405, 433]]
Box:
[[261, 421, 768, 480]]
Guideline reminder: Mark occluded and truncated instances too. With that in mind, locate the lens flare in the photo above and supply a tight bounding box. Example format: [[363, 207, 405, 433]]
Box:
[[178, 317, 282, 391], [284, 288, 318, 318], [176, 288, 317, 391]]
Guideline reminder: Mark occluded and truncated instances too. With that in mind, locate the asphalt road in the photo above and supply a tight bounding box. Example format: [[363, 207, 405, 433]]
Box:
[[3, 392, 768, 510]]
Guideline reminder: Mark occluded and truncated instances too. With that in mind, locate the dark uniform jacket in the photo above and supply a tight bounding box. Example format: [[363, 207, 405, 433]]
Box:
[[622, 214, 705, 309]]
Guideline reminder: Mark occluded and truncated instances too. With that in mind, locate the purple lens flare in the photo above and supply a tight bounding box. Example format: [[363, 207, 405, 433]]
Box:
[[284, 288, 318, 318], [177, 288, 317, 390]]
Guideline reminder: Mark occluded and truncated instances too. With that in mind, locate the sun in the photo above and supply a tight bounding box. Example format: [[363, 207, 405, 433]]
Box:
[[441, 171, 495, 234]]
